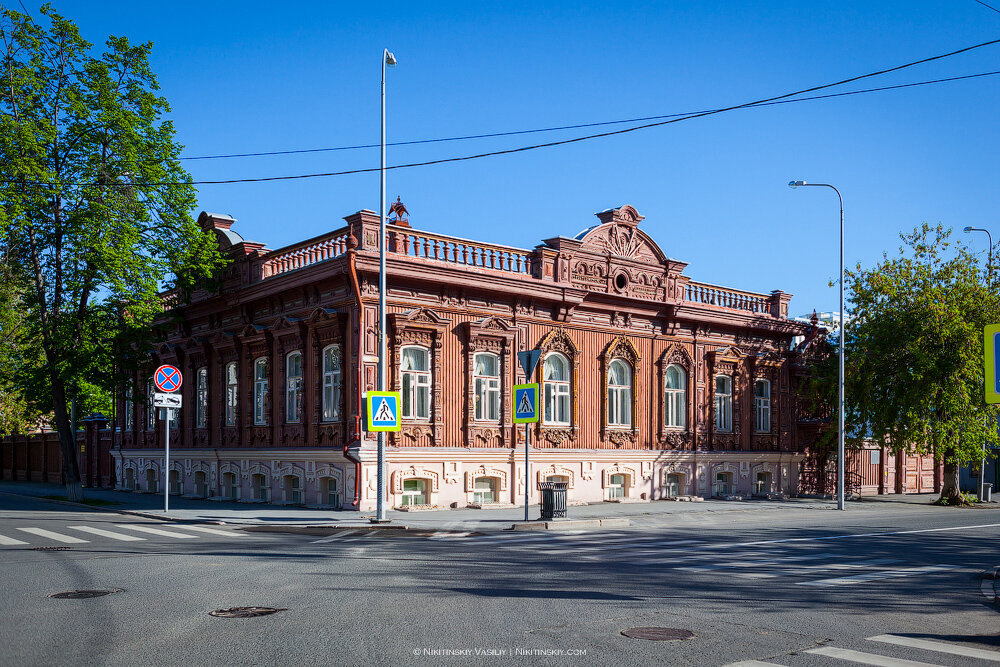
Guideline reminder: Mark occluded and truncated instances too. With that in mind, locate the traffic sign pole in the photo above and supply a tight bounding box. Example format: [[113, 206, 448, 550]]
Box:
[[516, 350, 542, 521], [524, 423, 530, 521], [164, 410, 170, 513], [153, 365, 182, 513]]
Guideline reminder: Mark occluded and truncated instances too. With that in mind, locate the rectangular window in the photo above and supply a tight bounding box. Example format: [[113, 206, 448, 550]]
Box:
[[225, 362, 238, 426], [715, 375, 732, 432], [254, 358, 269, 425], [472, 477, 496, 504], [754, 380, 771, 433], [286, 352, 302, 423], [401, 478, 427, 506], [124, 385, 134, 430], [196, 367, 208, 428], [146, 381, 155, 430], [473, 353, 501, 422], [401, 347, 431, 420], [608, 473, 626, 499], [322, 346, 342, 422]]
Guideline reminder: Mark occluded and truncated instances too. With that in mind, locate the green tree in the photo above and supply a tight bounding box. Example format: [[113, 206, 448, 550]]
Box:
[[0, 249, 37, 434], [840, 223, 1000, 503], [0, 5, 222, 500]]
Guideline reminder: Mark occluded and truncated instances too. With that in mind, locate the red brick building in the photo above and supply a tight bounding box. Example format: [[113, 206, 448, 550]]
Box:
[[114, 204, 823, 510]]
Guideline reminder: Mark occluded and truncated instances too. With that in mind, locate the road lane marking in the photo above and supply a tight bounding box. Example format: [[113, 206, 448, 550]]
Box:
[[0, 532, 29, 545], [781, 558, 900, 575], [170, 525, 248, 537], [806, 646, 943, 666], [868, 634, 1000, 662], [723, 661, 786, 667], [429, 531, 472, 538], [16, 527, 89, 544], [66, 526, 146, 541], [312, 529, 358, 543], [113, 524, 199, 539], [704, 523, 1000, 550], [799, 564, 960, 587]]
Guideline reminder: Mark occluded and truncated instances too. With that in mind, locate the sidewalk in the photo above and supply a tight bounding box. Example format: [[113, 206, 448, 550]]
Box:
[[0, 480, 960, 533]]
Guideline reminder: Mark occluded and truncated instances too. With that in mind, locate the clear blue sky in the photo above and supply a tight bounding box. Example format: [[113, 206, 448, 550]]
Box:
[[39, 0, 1000, 316]]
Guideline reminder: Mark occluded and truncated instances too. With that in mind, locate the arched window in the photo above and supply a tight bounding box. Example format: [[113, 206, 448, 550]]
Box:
[[251, 473, 269, 501], [715, 375, 733, 432], [169, 469, 181, 495], [543, 353, 570, 425], [224, 362, 238, 426], [195, 367, 208, 428], [754, 379, 771, 433], [285, 351, 302, 423], [401, 346, 431, 419], [608, 473, 629, 499], [254, 357, 269, 425], [194, 471, 207, 497], [283, 475, 301, 503], [473, 352, 501, 422], [665, 365, 686, 428], [322, 345, 342, 422], [223, 472, 239, 500], [321, 477, 339, 507], [607, 359, 632, 428]]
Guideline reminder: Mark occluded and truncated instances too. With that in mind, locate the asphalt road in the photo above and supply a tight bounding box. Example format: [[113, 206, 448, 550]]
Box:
[[2, 494, 999, 666]]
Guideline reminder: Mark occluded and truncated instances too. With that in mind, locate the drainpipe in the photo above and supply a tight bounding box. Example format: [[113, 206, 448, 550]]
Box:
[[345, 246, 364, 508]]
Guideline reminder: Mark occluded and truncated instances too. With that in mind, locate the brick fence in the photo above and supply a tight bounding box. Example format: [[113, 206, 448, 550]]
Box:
[[1, 421, 116, 488]]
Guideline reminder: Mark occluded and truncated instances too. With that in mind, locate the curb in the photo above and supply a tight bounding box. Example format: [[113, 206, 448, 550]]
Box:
[[509, 518, 631, 531]]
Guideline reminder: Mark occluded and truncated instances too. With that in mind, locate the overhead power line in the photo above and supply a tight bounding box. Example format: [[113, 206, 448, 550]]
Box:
[[180, 69, 1000, 161], [974, 0, 1000, 14], [10, 37, 1000, 187]]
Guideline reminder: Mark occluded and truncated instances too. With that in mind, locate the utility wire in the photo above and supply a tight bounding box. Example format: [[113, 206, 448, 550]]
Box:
[[180, 69, 1000, 161], [974, 0, 1000, 14], [10, 37, 1000, 187]]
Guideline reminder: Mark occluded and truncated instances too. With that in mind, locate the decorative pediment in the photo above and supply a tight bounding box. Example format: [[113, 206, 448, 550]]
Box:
[[305, 307, 339, 324], [712, 346, 747, 362], [575, 206, 666, 264], [660, 343, 694, 369], [398, 308, 448, 325], [472, 316, 514, 332], [538, 327, 578, 356], [604, 335, 640, 365]]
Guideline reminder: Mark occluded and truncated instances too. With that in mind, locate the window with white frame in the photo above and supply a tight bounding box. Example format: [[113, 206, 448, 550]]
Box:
[[472, 477, 497, 504], [254, 357, 269, 425], [473, 352, 501, 422], [401, 346, 431, 420], [665, 473, 681, 497], [664, 365, 686, 428], [322, 345, 342, 422], [196, 367, 208, 428], [225, 362, 238, 426], [124, 384, 134, 429], [754, 471, 772, 495], [607, 359, 632, 428], [543, 353, 571, 425], [754, 379, 771, 433], [715, 375, 733, 432], [400, 478, 427, 506], [714, 471, 733, 496], [146, 381, 155, 430], [608, 473, 627, 499], [285, 351, 302, 423]]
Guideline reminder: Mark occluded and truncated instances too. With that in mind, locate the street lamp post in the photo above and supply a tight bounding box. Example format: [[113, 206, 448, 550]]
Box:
[[376, 49, 397, 523], [964, 225, 993, 502], [789, 180, 846, 511]]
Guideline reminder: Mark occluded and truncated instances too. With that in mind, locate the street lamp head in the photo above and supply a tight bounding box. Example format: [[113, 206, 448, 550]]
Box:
[[384, 50, 397, 67], [788, 180, 806, 189], [963, 226, 975, 233]]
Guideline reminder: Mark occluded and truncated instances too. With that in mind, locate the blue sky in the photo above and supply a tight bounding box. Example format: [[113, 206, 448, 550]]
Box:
[[38, 0, 1000, 315]]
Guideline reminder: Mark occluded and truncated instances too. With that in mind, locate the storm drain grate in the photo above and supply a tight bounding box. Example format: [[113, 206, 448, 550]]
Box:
[[621, 627, 696, 641], [49, 589, 121, 599], [209, 607, 287, 618], [30, 546, 70, 551]]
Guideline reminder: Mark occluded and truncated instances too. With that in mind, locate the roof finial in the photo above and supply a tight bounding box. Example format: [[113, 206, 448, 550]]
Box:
[[389, 196, 409, 227]]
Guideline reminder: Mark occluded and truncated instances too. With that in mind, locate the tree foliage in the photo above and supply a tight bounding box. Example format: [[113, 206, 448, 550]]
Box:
[[0, 5, 223, 498], [838, 223, 1000, 501]]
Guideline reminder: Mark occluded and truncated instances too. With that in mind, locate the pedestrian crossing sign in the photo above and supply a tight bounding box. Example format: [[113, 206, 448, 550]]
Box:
[[986, 324, 1000, 404], [513, 383, 539, 424], [366, 391, 402, 431]]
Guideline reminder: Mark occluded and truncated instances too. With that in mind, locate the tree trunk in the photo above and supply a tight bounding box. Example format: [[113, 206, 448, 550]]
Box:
[[939, 458, 962, 504], [50, 375, 83, 502]]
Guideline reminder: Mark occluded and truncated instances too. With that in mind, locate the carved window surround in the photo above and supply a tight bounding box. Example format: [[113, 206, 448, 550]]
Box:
[[390, 308, 449, 447], [535, 327, 579, 446], [707, 346, 746, 450], [657, 343, 694, 449], [463, 317, 516, 448], [600, 336, 640, 447]]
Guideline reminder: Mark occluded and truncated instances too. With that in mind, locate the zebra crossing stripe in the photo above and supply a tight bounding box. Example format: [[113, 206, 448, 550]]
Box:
[[16, 527, 89, 544], [113, 524, 198, 539], [66, 526, 146, 542], [867, 634, 1000, 662], [722, 661, 785, 667], [170, 525, 247, 537], [312, 529, 358, 543], [805, 646, 943, 666], [0, 532, 29, 545]]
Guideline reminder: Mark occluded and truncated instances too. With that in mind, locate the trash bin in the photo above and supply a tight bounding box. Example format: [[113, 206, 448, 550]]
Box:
[[984, 483, 993, 503], [538, 481, 568, 519]]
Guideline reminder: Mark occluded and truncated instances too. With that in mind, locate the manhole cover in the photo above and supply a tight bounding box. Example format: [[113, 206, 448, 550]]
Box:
[[49, 589, 120, 599], [621, 627, 695, 641], [209, 607, 287, 618], [31, 546, 71, 551]]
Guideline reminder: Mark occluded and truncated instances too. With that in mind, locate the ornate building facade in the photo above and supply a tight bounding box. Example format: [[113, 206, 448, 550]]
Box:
[[113, 204, 823, 511]]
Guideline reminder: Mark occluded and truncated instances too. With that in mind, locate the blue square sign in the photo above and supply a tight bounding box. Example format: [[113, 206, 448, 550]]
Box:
[[366, 391, 402, 431], [513, 383, 539, 424]]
